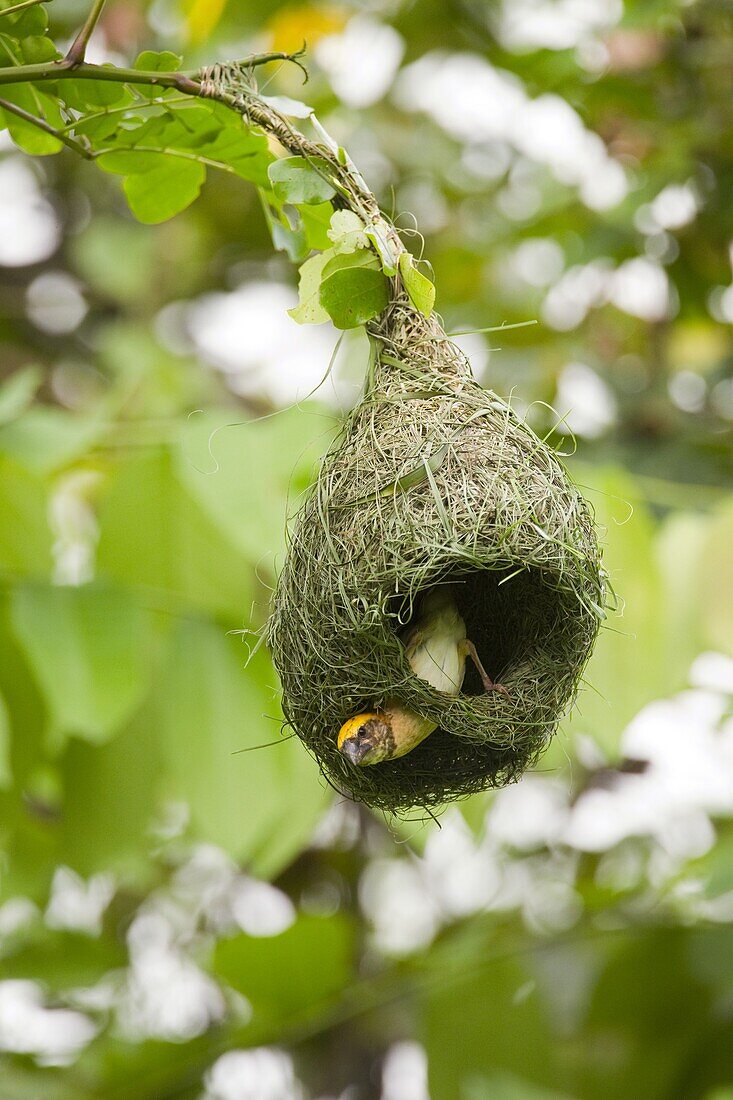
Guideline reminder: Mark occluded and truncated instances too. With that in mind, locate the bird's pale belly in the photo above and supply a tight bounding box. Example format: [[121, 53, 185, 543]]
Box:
[[403, 596, 467, 697], [407, 633, 466, 695]]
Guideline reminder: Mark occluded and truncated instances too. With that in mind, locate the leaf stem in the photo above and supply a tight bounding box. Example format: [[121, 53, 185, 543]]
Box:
[[0, 94, 93, 156], [60, 93, 190, 133], [0, 0, 48, 17], [91, 143, 250, 174]]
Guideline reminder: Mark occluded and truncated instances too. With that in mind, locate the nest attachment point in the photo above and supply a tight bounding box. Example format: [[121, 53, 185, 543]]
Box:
[[268, 299, 605, 813]]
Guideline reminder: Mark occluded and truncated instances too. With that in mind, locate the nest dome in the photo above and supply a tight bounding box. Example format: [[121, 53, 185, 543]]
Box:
[[268, 300, 604, 812]]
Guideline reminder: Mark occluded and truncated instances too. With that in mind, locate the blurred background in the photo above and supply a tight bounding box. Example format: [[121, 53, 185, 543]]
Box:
[[2, 0, 733, 1097]]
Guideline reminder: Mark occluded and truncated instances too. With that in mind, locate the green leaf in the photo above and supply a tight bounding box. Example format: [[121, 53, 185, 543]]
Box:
[[0, 679, 60, 896], [562, 469, 672, 757], [1, 927, 126, 986], [96, 449, 257, 619], [95, 323, 207, 415], [321, 247, 382, 274], [176, 406, 335, 570], [399, 251, 435, 316], [421, 926, 555, 1100], [71, 105, 139, 142], [134, 49, 182, 72], [0, 408, 104, 474], [319, 249, 389, 329], [581, 927, 711, 1099], [327, 209, 368, 254], [269, 215, 307, 262], [106, 110, 216, 153], [695, 833, 733, 899], [71, 216, 156, 305], [0, 457, 52, 578], [213, 913, 355, 1025], [0, 689, 11, 790], [688, 925, 733, 996], [298, 201, 334, 250], [10, 583, 156, 750], [268, 155, 336, 205], [0, 85, 61, 155], [0, 1065, 80, 1100], [0, 598, 49, 788], [656, 509, 707, 683], [97, 149, 162, 173], [99, 106, 271, 187], [61, 72, 130, 109], [0, 366, 42, 426], [153, 620, 329, 869], [122, 156, 205, 222], [197, 127, 271, 184], [99, 144, 209, 222], [365, 224, 398, 276], [288, 249, 334, 325], [700, 501, 733, 657], [59, 707, 163, 875], [0, 0, 48, 36], [17, 33, 57, 63]]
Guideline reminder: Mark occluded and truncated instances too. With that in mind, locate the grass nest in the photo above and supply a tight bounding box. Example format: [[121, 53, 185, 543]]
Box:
[[268, 298, 605, 813]]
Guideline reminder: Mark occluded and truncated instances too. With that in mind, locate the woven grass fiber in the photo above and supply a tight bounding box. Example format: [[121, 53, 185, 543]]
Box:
[[268, 297, 605, 812]]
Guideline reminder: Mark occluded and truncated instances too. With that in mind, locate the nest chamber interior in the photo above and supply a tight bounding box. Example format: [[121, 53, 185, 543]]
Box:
[[268, 299, 605, 812]]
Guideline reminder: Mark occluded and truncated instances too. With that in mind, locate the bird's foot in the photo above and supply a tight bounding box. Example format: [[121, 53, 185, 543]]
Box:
[[463, 638, 510, 698], [481, 675, 510, 698]]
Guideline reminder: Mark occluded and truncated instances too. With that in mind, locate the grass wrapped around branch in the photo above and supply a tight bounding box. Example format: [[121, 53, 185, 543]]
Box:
[[268, 297, 606, 813]]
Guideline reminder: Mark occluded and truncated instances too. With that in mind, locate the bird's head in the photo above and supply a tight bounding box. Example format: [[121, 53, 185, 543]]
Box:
[[337, 712, 394, 767]]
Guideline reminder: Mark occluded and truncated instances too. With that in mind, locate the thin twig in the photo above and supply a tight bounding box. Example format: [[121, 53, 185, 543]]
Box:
[[0, 0, 47, 16], [65, 0, 107, 67], [0, 95, 93, 157], [234, 44, 308, 83]]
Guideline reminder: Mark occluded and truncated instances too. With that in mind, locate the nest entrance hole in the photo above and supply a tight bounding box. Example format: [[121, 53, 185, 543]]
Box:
[[390, 567, 563, 697]]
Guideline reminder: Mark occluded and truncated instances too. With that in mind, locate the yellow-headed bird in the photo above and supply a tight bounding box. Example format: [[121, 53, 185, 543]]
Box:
[[338, 586, 507, 766]]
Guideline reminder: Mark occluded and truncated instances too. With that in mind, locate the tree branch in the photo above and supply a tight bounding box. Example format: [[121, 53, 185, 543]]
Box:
[[0, 52, 305, 94], [0, 40, 400, 266], [0, 57, 202, 92], [0, 95, 93, 157]]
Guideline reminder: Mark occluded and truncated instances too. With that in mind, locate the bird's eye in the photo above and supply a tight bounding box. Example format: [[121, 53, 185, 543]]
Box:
[[358, 724, 368, 737]]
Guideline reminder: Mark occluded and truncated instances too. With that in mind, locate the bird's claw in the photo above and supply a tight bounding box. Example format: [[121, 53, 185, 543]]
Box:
[[483, 677, 510, 698]]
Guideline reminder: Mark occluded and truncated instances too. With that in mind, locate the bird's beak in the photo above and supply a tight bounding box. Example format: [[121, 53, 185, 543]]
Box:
[[340, 737, 370, 765]]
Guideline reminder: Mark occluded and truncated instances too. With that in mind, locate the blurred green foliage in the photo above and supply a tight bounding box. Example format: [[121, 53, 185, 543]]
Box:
[[1, 0, 733, 1098]]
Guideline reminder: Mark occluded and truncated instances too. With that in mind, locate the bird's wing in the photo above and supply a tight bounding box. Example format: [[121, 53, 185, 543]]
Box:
[[405, 630, 466, 695]]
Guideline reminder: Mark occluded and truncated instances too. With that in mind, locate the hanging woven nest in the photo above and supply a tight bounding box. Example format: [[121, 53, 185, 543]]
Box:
[[268, 296, 605, 813]]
